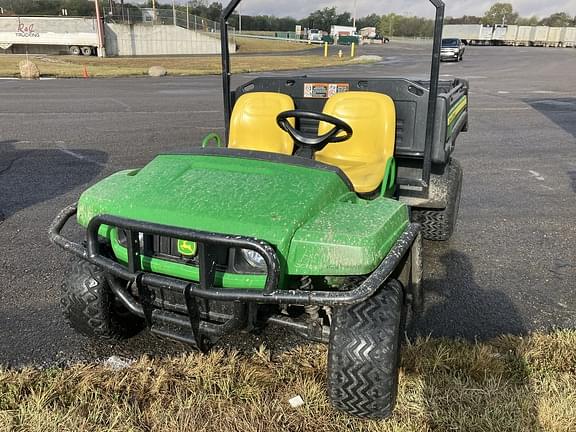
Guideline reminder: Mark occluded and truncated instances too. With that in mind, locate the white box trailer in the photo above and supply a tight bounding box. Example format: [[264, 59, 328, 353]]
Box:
[[330, 25, 357, 37], [547, 27, 563, 47], [492, 25, 507, 41], [561, 27, 576, 47], [532, 26, 550, 46], [479, 25, 493, 43], [516, 26, 532, 45], [443, 24, 481, 42], [503, 25, 518, 44], [443, 24, 494, 44], [0, 16, 99, 55], [492, 24, 517, 45]]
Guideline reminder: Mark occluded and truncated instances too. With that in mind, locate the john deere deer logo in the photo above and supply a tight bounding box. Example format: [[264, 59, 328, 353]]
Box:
[[177, 240, 197, 256]]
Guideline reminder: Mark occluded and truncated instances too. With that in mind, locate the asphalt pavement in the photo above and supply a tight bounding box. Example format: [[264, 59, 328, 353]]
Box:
[[1, 42, 575, 367]]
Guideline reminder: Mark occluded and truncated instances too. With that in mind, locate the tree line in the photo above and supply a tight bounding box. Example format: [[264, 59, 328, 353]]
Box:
[[447, 3, 576, 27], [1, 1, 575, 37]]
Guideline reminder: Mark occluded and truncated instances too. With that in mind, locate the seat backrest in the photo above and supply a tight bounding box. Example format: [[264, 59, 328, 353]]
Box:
[[228, 92, 295, 155], [315, 92, 396, 194]]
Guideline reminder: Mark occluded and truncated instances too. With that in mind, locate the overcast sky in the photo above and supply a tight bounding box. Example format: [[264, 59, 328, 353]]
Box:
[[231, 1, 576, 19]]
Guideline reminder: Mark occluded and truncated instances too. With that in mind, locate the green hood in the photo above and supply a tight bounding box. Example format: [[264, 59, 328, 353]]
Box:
[[78, 153, 350, 257], [78, 152, 409, 278]]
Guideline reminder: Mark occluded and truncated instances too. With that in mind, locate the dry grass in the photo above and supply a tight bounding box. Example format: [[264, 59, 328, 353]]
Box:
[[235, 36, 317, 53], [1, 330, 575, 431], [0, 50, 340, 79]]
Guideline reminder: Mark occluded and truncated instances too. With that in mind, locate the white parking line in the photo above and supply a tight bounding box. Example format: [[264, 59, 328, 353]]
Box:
[[475, 107, 530, 111], [57, 146, 107, 167]]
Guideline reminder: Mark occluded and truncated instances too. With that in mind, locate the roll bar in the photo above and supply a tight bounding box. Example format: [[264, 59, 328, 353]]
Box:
[[220, 0, 445, 192]]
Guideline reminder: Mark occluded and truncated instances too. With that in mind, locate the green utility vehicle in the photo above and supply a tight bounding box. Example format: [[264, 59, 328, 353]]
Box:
[[50, 0, 467, 419]]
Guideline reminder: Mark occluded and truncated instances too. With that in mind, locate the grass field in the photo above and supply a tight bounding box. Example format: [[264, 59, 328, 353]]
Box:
[[0, 52, 348, 78], [1, 330, 574, 431], [235, 36, 317, 53], [0, 37, 324, 78]]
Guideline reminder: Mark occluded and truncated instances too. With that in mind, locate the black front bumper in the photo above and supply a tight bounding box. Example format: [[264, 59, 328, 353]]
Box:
[[49, 204, 421, 346], [50, 204, 421, 306]]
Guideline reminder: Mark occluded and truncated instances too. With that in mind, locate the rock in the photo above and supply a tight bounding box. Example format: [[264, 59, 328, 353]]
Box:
[[18, 60, 40, 79], [148, 65, 167, 77]]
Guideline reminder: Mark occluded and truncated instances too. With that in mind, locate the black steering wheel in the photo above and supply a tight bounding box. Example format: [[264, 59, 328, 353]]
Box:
[[276, 110, 353, 151]]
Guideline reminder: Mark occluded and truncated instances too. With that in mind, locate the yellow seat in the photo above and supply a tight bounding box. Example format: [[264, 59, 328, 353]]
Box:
[[228, 92, 295, 155], [315, 92, 396, 194]]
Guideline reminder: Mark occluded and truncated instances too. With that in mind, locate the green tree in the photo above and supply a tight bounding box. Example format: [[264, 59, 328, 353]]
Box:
[[482, 3, 518, 25], [356, 13, 380, 29], [445, 15, 482, 25], [378, 13, 398, 36], [516, 16, 540, 26], [378, 13, 433, 38], [301, 7, 338, 31], [539, 12, 573, 27], [0, 0, 95, 16], [334, 11, 351, 26]]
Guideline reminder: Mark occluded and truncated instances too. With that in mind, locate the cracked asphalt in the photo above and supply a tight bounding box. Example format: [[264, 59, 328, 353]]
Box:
[[1, 42, 575, 367]]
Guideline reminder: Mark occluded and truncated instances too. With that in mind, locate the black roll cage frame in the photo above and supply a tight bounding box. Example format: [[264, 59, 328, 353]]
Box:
[[218, 0, 445, 193]]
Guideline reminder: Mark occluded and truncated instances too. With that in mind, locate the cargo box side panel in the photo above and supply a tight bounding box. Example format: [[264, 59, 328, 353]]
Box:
[[0, 16, 98, 48]]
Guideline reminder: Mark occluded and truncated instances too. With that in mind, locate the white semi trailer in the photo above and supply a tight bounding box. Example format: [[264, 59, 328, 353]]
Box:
[[531, 26, 550, 46], [492, 24, 518, 45], [442, 24, 494, 45], [443, 23, 576, 48], [0, 16, 100, 55], [562, 27, 576, 47], [515, 26, 532, 46], [546, 27, 563, 47]]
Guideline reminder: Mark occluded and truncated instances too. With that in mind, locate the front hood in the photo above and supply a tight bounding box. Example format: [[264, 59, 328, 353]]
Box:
[[78, 153, 350, 256]]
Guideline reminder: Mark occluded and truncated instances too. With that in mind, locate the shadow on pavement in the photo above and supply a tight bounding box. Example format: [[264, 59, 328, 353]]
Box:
[[0, 140, 108, 221], [409, 246, 527, 340], [525, 97, 576, 138]]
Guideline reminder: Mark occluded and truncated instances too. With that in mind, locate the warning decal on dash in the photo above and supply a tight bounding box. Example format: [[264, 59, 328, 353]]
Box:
[[304, 83, 350, 98]]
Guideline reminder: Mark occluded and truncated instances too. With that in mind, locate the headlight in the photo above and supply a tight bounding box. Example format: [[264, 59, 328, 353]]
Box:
[[240, 249, 267, 270]]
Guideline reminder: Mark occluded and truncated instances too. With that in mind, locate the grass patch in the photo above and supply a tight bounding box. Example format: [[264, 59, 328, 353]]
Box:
[[235, 36, 317, 53], [0, 52, 338, 79], [1, 330, 575, 431]]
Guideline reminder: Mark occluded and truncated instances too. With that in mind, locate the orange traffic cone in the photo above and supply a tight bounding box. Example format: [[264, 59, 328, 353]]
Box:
[[82, 65, 89, 79]]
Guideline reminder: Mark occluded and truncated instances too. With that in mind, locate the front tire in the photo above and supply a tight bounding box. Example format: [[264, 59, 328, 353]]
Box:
[[61, 257, 144, 341], [327, 280, 404, 419]]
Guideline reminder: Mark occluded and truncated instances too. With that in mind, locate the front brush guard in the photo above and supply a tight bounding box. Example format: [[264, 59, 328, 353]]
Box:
[[49, 204, 422, 345]]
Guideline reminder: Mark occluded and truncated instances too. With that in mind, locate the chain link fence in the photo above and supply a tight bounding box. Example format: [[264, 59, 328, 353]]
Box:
[[103, 7, 235, 40]]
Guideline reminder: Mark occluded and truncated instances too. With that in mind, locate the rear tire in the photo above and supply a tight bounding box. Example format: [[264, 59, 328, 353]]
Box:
[[327, 280, 404, 419], [69, 45, 81, 56], [81, 46, 93, 56], [412, 159, 463, 241], [61, 257, 144, 341]]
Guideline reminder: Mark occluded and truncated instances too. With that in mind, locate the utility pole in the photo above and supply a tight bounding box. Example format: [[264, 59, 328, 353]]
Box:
[[352, 0, 357, 28], [172, 0, 177, 26], [94, 0, 105, 57]]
